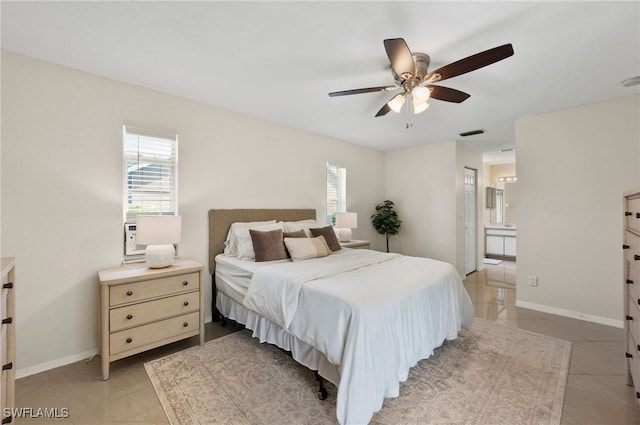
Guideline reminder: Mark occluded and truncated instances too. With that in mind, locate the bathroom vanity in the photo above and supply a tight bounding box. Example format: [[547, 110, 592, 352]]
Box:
[[485, 223, 516, 259]]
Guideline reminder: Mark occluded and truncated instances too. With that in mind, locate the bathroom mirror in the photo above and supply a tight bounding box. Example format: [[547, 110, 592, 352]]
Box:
[[487, 182, 517, 224]]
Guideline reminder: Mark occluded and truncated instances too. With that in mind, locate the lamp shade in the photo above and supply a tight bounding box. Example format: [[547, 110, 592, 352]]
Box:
[[136, 215, 182, 245], [335, 212, 358, 229]]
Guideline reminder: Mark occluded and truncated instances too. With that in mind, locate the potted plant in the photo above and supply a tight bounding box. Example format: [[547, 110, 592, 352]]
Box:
[[371, 200, 402, 253]]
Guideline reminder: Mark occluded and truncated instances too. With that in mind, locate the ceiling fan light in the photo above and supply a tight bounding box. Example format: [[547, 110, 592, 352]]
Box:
[[388, 93, 406, 113], [413, 101, 430, 114], [411, 85, 430, 101]]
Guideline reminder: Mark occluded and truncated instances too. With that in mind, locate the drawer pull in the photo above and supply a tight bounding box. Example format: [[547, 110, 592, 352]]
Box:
[[624, 244, 630, 249], [126, 314, 133, 320], [183, 322, 189, 327], [637, 213, 640, 219], [2, 362, 12, 371], [126, 338, 133, 343], [636, 255, 640, 261], [637, 392, 640, 399], [627, 352, 634, 358], [183, 301, 189, 306], [182, 281, 189, 286], [1, 317, 12, 325], [637, 344, 640, 352], [627, 315, 634, 321], [2, 282, 13, 289], [627, 211, 633, 216], [628, 279, 635, 284], [126, 291, 133, 296]]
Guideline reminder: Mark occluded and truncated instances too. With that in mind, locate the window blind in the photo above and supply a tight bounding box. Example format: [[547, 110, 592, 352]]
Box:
[[123, 125, 178, 222], [326, 163, 346, 224]]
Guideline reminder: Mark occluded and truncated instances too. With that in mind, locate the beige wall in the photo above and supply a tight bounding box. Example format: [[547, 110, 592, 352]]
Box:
[[516, 94, 640, 326], [1, 51, 386, 377], [384, 140, 483, 276]]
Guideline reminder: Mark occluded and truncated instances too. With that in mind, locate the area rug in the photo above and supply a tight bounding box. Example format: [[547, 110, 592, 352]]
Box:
[[144, 319, 571, 425]]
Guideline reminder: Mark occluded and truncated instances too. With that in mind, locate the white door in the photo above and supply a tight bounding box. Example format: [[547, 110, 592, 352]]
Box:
[[464, 168, 477, 275]]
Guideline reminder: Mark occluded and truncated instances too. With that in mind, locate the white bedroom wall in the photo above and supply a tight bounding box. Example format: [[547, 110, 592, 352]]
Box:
[[516, 94, 640, 326], [1, 51, 386, 377], [384, 140, 483, 275]]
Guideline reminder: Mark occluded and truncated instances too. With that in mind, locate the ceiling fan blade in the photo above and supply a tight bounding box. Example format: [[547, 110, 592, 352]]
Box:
[[428, 85, 471, 103], [384, 38, 415, 80], [375, 103, 392, 117], [427, 44, 514, 82], [328, 85, 396, 97]]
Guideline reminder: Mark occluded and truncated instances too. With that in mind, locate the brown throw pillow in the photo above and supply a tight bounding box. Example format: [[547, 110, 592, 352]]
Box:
[[249, 229, 288, 262], [309, 226, 342, 251]]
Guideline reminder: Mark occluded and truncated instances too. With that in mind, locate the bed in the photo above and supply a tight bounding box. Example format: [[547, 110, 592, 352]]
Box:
[[208, 208, 474, 425]]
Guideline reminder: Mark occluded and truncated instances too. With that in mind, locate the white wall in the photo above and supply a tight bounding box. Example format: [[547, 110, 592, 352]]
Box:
[[0, 51, 386, 377], [516, 94, 640, 326], [384, 140, 483, 275]]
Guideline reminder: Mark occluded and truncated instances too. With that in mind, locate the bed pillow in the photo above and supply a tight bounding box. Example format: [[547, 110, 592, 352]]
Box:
[[284, 236, 332, 262], [250, 228, 288, 262], [282, 229, 308, 258], [283, 230, 307, 238], [236, 222, 285, 260], [283, 220, 318, 237], [224, 220, 276, 256], [309, 226, 342, 251]]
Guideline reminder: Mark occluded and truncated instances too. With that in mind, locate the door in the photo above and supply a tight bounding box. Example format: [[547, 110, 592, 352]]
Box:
[[464, 168, 477, 275]]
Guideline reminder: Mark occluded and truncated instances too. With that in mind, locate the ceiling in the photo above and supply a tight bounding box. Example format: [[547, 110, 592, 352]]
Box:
[[2, 1, 639, 159]]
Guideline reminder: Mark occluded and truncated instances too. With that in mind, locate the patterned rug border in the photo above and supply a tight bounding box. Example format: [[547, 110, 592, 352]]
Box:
[[145, 318, 572, 425]]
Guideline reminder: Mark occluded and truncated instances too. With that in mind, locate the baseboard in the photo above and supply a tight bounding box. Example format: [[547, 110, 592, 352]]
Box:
[[515, 300, 623, 329], [18, 316, 216, 379], [16, 348, 99, 379]]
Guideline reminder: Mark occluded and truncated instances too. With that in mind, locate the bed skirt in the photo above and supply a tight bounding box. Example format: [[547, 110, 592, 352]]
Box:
[[216, 291, 340, 386]]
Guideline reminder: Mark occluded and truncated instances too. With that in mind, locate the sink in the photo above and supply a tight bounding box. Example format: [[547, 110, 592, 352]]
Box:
[[486, 223, 516, 229]]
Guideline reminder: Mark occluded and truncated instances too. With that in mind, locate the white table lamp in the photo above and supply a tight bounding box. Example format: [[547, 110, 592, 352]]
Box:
[[136, 215, 182, 268], [335, 212, 358, 242]]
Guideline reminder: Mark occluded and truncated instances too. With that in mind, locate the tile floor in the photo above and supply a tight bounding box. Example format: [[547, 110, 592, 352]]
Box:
[[13, 262, 640, 424]]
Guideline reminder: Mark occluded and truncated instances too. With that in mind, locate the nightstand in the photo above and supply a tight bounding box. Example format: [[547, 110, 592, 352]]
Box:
[[98, 259, 204, 380], [340, 240, 370, 249]]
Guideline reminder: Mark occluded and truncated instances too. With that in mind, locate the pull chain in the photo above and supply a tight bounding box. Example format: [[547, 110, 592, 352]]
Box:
[[405, 95, 414, 129]]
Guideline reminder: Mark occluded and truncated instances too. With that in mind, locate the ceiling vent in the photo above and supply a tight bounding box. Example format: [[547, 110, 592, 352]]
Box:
[[459, 129, 485, 137]]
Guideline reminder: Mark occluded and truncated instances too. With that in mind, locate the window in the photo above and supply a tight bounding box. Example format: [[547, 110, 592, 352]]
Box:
[[123, 125, 178, 223], [326, 163, 346, 225]]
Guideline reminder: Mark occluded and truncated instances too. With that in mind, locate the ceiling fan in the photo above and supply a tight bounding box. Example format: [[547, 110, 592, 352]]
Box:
[[328, 38, 514, 117]]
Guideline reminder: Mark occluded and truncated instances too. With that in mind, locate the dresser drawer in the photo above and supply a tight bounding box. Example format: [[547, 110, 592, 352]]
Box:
[[626, 231, 640, 274], [110, 291, 199, 332], [109, 272, 199, 307], [628, 197, 640, 235], [629, 295, 640, 343], [0, 369, 6, 417], [109, 311, 199, 356], [0, 288, 7, 322], [629, 332, 640, 391], [0, 325, 6, 369]]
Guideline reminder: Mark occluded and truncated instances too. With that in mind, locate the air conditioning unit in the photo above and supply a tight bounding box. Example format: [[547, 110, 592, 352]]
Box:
[[124, 223, 146, 256]]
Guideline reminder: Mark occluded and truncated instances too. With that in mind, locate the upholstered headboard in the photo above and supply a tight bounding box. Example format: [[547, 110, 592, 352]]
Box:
[[208, 208, 316, 273]]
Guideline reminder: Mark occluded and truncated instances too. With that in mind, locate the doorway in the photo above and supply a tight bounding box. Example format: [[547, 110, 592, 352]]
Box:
[[464, 167, 477, 275]]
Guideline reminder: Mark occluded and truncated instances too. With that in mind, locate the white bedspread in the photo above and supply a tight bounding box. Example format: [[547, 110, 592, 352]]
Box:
[[243, 249, 474, 425]]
